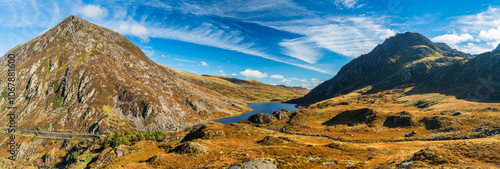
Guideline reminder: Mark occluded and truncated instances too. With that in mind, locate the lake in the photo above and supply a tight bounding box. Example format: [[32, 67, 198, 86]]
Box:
[[215, 102, 299, 124]]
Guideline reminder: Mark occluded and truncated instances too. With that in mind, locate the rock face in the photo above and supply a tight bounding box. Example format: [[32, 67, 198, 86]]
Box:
[[383, 111, 414, 128], [0, 15, 246, 133], [257, 136, 295, 146], [169, 142, 208, 156], [294, 32, 473, 105], [421, 116, 452, 130], [248, 113, 277, 124], [272, 109, 291, 120], [322, 108, 378, 126]]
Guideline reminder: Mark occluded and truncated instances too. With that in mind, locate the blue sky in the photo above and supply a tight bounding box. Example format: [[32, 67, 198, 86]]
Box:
[[1, 0, 500, 88]]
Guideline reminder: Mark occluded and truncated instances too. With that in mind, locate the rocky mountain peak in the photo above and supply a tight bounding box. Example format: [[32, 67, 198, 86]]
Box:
[[493, 43, 500, 52], [0, 15, 248, 134], [294, 32, 471, 105], [367, 32, 436, 57]]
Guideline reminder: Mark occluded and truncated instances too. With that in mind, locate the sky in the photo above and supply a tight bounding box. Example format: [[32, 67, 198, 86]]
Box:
[[1, 0, 500, 89]]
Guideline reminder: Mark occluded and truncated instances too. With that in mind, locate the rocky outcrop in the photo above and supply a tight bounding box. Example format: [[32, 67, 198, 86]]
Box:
[[169, 142, 208, 156], [227, 160, 277, 169], [248, 113, 277, 124], [272, 109, 291, 120], [421, 116, 452, 130], [383, 111, 414, 128], [322, 108, 378, 126]]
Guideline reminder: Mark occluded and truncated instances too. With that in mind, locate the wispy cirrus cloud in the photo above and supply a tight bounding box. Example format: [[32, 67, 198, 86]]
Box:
[[266, 16, 396, 58]]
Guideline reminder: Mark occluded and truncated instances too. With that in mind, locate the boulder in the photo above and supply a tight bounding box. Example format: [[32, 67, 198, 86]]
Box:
[[227, 160, 277, 169], [272, 109, 291, 120], [421, 116, 452, 130], [257, 136, 295, 146], [169, 142, 208, 156], [383, 111, 414, 128], [248, 113, 277, 124], [322, 108, 379, 126]]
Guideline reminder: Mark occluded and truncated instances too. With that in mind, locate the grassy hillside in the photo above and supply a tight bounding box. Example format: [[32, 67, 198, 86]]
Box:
[[158, 64, 308, 103]]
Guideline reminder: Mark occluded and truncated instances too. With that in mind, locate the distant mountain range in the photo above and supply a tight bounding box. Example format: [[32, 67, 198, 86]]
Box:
[[295, 32, 500, 105], [0, 15, 306, 134]]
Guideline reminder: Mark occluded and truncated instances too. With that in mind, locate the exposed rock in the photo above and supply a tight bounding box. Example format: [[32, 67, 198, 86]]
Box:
[[399, 161, 413, 169], [452, 112, 462, 116], [322, 108, 378, 126], [227, 160, 277, 169], [181, 123, 262, 142], [325, 142, 348, 150], [169, 142, 208, 156], [248, 113, 277, 124], [272, 109, 291, 120], [383, 111, 414, 128], [182, 124, 226, 142], [411, 148, 459, 165], [421, 116, 452, 130]]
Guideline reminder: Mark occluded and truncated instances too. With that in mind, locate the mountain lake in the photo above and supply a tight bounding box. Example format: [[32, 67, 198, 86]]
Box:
[[215, 102, 299, 124]]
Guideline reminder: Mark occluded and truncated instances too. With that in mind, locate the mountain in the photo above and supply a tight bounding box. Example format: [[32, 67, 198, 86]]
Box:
[[493, 43, 500, 52], [410, 49, 500, 101], [0, 15, 261, 134], [295, 32, 473, 105]]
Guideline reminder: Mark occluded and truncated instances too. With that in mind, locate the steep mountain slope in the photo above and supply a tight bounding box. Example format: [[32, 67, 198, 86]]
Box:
[[296, 32, 472, 105], [158, 65, 308, 102], [411, 49, 500, 101], [0, 15, 251, 134]]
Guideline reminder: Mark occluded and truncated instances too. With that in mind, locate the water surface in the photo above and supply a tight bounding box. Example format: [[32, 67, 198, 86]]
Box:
[[215, 102, 299, 124]]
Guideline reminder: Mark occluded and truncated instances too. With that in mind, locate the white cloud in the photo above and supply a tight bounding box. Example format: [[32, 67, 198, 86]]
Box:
[[231, 73, 238, 76], [334, 0, 359, 9], [142, 48, 155, 57], [431, 33, 474, 46], [219, 70, 226, 76], [200, 61, 209, 67], [240, 69, 268, 78], [479, 26, 500, 41], [270, 75, 285, 79], [311, 78, 323, 84], [439, 7, 500, 54], [80, 5, 108, 19], [299, 79, 308, 83], [459, 43, 492, 54], [115, 19, 149, 40], [281, 79, 291, 83]]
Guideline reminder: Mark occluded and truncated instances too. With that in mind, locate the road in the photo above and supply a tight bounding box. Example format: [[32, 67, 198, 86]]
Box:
[[1, 127, 102, 139]]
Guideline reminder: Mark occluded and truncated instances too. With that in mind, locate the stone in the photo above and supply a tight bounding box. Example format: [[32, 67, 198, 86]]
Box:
[[227, 160, 277, 169], [169, 142, 208, 156], [272, 109, 291, 120], [248, 113, 277, 124]]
